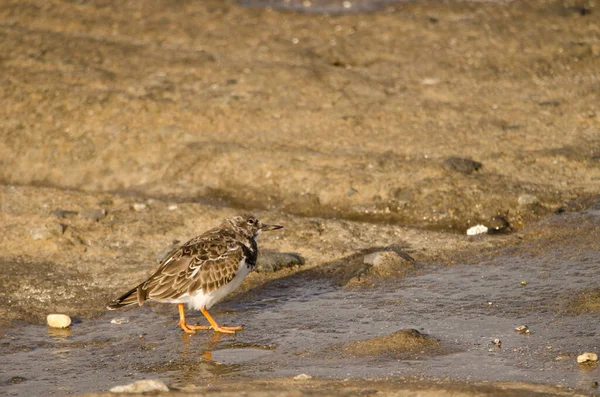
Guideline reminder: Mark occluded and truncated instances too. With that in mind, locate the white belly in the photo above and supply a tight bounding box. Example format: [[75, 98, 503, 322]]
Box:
[[156, 258, 252, 311]]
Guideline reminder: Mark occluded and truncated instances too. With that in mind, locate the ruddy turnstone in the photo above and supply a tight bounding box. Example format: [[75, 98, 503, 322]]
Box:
[[107, 214, 283, 334]]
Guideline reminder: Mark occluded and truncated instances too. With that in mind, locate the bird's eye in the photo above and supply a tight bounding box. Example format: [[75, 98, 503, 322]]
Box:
[[247, 218, 255, 225]]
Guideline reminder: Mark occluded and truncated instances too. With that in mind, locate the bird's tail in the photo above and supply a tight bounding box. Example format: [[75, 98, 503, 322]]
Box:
[[106, 284, 146, 310]]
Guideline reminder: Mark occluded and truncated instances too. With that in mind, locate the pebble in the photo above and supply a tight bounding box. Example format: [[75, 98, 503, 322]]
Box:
[[488, 216, 510, 233], [515, 325, 530, 334], [132, 203, 147, 211], [518, 194, 538, 205], [47, 314, 72, 328], [293, 373, 313, 380], [492, 339, 502, 348], [51, 209, 78, 219], [110, 318, 130, 325], [109, 379, 169, 393], [466, 224, 488, 236], [442, 157, 482, 174], [30, 223, 65, 240], [80, 209, 107, 222], [577, 352, 598, 364], [167, 204, 178, 211]]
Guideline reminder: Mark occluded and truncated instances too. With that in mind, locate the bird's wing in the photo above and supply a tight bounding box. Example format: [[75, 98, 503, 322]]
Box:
[[140, 229, 244, 300]]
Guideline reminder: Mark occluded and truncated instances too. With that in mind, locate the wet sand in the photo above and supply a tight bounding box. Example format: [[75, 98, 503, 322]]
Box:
[[1, 0, 599, 396]]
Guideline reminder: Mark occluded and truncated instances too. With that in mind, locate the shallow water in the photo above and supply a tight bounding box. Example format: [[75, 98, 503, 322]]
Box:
[[1, 227, 599, 396]]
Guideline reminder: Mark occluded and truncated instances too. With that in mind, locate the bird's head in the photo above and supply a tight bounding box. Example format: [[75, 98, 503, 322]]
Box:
[[225, 214, 283, 239]]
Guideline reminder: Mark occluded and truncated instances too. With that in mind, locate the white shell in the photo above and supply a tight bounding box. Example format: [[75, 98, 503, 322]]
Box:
[[466, 224, 488, 236]]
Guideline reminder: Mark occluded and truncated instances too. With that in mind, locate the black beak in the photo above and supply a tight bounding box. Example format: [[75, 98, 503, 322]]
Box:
[[261, 224, 283, 231]]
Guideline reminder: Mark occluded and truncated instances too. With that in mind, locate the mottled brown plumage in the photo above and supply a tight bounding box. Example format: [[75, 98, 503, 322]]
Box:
[[107, 214, 283, 334]]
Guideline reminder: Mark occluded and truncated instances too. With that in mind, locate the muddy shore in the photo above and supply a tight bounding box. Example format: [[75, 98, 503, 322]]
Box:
[[1, 0, 599, 396]]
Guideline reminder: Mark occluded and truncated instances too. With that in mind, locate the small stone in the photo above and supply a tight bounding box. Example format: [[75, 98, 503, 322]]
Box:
[[521, 280, 527, 286], [109, 379, 169, 393], [110, 318, 130, 325], [515, 325, 530, 334], [51, 209, 78, 219], [442, 157, 482, 174], [488, 216, 510, 234], [132, 203, 147, 211], [30, 223, 65, 240], [518, 194, 538, 205], [80, 209, 107, 222], [167, 204, 178, 211], [577, 352, 598, 364], [47, 314, 71, 328], [421, 78, 440, 86], [492, 339, 502, 348], [293, 373, 312, 380], [466, 224, 488, 236]]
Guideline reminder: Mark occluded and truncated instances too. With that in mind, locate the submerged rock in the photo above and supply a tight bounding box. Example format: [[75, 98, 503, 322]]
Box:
[[306, 245, 416, 286], [343, 329, 444, 359]]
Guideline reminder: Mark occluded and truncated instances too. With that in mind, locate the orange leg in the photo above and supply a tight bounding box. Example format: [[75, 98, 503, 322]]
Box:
[[200, 307, 243, 334], [177, 303, 210, 333]]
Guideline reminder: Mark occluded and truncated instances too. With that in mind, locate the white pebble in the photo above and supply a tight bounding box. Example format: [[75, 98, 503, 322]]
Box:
[[167, 204, 178, 211], [110, 379, 169, 393], [293, 373, 312, 380], [133, 203, 147, 211], [47, 314, 71, 328], [577, 352, 598, 364], [466, 224, 488, 236], [515, 325, 530, 334], [110, 318, 130, 325]]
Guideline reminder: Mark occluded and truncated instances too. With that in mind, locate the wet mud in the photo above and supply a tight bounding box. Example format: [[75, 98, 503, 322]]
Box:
[[2, 205, 600, 396]]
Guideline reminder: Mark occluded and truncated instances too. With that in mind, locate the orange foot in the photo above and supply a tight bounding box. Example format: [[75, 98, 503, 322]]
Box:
[[210, 324, 243, 334], [177, 304, 244, 334], [201, 307, 243, 334]]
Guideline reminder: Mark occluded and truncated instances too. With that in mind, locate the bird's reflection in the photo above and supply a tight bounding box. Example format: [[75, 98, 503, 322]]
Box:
[[180, 331, 222, 361]]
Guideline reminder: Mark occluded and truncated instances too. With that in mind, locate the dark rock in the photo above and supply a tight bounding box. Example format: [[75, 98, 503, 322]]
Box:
[[80, 209, 107, 222], [488, 216, 510, 234], [442, 157, 482, 174], [51, 209, 78, 219], [256, 251, 305, 273]]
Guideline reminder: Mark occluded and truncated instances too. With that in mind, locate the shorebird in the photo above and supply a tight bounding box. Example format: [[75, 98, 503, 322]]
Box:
[[107, 214, 283, 334]]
